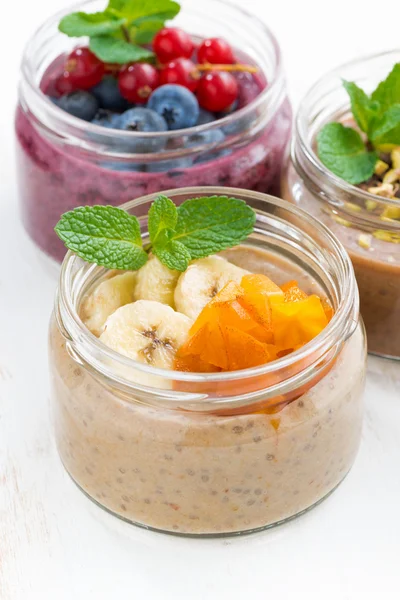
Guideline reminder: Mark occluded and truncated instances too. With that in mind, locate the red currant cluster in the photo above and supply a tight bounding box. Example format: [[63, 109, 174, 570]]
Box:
[[56, 28, 248, 113]]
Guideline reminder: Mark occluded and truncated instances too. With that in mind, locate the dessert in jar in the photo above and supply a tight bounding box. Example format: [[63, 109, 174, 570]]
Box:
[[49, 187, 366, 536], [282, 51, 400, 359], [15, 0, 291, 264]]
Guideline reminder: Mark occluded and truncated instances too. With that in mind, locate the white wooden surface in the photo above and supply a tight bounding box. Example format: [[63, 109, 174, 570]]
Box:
[[1, 0, 400, 598]]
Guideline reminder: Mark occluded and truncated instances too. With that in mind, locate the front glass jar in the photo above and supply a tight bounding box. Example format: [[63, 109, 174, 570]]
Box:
[[283, 50, 400, 359], [16, 0, 291, 264], [49, 187, 366, 536]]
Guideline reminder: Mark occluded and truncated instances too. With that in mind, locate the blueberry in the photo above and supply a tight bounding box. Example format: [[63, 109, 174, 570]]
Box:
[[116, 107, 168, 153], [57, 91, 99, 121], [148, 84, 199, 130], [221, 113, 253, 136], [186, 128, 231, 163], [101, 161, 144, 172], [92, 109, 122, 129], [146, 157, 193, 172], [49, 96, 60, 106], [196, 108, 216, 125], [91, 76, 130, 112]]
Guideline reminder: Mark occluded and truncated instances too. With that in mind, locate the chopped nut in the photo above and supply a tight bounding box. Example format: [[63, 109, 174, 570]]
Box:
[[383, 169, 400, 184], [344, 202, 362, 212], [372, 230, 400, 243], [367, 183, 396, 198], [381, 206, 400, 220], [391, 147, 400, 170], [358, 233, 372, 249], [333, 215, 352, 227], [365, 199, 378, 211], [374, 159, 389, 176]]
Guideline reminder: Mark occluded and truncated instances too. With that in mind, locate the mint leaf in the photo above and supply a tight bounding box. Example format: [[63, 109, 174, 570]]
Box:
[[342, 80, 380, 134], [89, 35, 153, 63], [55, 206, 148, 270], [172, 196, 256, 259], [131, 17, 165, 44], [370, 104, 400, 148], [108, 0, 180, 21], [154, 240, 191, 271], [148, 195, 178, 245], [371, 63, 400, 113], [317, 123, 378, 185], [58, 11, 125, 37]]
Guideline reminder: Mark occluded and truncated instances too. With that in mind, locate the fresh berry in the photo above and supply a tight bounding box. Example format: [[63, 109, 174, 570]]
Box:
[[92, 109, 122, 129], [148, 84, 199, 130], [197, 72, 238, 112], [116, 107, 168, 152], [91, 76, 129, 111], [153, 28, 194, 63], [159, 58, 199, 93], [65, 47, 105, 89], [217, 99, 238, 116], [186, 129, 230, 163], [58, 91, 99, 121], [55, 71, 76, 95], [118, 63, 159, 104], [196, 108, 216, 125], [197, 38, 235, 65]]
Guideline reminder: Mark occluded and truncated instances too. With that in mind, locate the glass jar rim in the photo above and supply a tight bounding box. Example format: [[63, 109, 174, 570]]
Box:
[[56, 186, 359, 405], [294, 49, 400, 210], [20, 0, 285, 152]]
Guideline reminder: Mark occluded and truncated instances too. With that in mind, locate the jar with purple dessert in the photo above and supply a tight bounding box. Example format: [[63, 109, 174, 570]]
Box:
[[15, 0, 292, 264]]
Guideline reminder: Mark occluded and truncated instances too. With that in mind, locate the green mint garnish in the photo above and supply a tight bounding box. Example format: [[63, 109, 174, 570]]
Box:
[[55, 195, 256, 272], [317, 123, 378, 185], [59, 0, 181, 64], [317, 62, 400, 184]]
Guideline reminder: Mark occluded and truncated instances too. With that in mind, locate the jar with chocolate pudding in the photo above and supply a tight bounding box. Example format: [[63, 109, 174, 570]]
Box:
[[49, 187, 366, 536], [282, 50, 400, 359]]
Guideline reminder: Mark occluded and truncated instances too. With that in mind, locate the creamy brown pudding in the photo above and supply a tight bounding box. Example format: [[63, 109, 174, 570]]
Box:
[[49, 245, 366, 535]]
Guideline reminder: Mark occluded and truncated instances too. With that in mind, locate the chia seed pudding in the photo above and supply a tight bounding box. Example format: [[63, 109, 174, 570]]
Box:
[[15, 0, 291, 263], [49, 189, 366, 535]]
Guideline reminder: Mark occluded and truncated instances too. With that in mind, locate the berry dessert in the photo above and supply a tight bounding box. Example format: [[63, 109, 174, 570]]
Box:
[[15, 0, 291, 264], [283, 53, 400, 359], [49, 190, 366, 535]]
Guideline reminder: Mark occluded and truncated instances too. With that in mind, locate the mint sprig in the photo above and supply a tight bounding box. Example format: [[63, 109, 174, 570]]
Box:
[[317, 62, 400, 184], [58, 0, 180, 64], [55, 196, 256, 272]]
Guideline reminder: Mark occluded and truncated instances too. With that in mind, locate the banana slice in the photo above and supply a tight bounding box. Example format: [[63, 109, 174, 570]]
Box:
[[81, 271, 137, 336], [100, 300, 192, 373], [134, 255, 180, 308], [174, 255, 250, 320]]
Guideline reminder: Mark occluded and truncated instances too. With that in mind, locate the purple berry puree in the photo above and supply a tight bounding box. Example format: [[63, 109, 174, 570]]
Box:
[[15, 64, 292, 263]]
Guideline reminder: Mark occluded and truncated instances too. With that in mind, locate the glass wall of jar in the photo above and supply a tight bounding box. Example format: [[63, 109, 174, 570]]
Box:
[[16, 0, 291, 264], [283, 51, 400, 359], [49, 187, 366, 536]]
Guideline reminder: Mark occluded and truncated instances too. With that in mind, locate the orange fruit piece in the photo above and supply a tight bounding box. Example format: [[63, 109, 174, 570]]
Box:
[[280, 280, 308, 303], [241, 274, 284, 305], [321, 298, 334, 321], [221, 325, 278, 370], [272, 295, 328, 350], [175, 353, 220, 373]]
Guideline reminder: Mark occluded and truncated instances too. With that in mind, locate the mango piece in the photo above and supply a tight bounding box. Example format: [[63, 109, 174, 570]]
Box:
[[272, 295, 328, 350], [241, 274, 284, 304]]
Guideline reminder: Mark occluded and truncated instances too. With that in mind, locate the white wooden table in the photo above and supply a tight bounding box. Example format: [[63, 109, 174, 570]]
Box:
[[1, 0, 400, 597]]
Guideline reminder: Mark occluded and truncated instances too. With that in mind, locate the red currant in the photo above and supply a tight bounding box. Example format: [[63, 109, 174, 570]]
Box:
[[65, 47, 105, 89], [153, 28, 194, 63], [197, 38, 235, 65], [118, 63, 160, 103], [159, 58, 199, 92], [197, 71, 239, 112], [54, 71, 76, 95]]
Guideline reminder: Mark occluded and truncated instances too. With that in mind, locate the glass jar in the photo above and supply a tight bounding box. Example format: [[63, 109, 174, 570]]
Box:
[[16, 0, 291, 265], [49, 187, 366, 536], [283, 50, 400, 359]]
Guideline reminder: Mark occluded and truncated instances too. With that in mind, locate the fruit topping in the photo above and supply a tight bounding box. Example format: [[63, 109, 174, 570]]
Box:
[[196, 71, 239, 112], [148, 84, 199, 130], [153, 27, 195, 64], [175, 274, 331, 372], [197, 38, 235, 65], [91, 75, 129, 111], [115, 107, 168, 152], [65, 47, 105, 90], [159, 58, 199, 92], [58, 90, 99, 121], [118, 63, 160, 103]]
